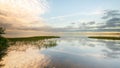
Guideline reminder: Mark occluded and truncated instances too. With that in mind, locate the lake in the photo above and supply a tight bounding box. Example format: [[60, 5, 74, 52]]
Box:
[[0, 36, 120, 68]]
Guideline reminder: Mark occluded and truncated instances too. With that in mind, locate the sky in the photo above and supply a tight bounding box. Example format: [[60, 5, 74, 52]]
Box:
[[0, 0, 120, 37], [44, 0, 120, 26]]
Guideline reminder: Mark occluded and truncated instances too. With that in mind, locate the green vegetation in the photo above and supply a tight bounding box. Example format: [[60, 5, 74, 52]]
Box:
[[8, 36, 60, 42], [0, 27, 8, 67], [0, 37, 8, 48], [0, 27, 5, 37], [88, 36, 120, 40], [0, 37, 8, 60], [0, 26, 8, 54]]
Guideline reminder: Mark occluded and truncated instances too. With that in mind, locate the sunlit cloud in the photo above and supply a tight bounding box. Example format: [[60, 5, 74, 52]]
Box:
[[0, 0, 49, 37], [90, 10, 104, 15]]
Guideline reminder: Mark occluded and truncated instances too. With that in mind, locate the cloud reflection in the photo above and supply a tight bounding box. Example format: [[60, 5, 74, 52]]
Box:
[[0, 39, 58, 68], [1, 47, 50, 68]]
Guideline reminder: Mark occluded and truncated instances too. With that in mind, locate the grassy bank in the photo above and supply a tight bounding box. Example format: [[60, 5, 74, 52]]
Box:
[[88, 36, 120, 40], [7, 36, 60, 41]]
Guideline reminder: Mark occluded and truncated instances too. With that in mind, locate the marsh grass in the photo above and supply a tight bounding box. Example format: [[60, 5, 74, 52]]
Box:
[[7, 36, 60, 42], [88, 36, 120, 40]]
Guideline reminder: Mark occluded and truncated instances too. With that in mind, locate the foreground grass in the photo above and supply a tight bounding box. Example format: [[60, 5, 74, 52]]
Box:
[[88, 36, 120, 40], [7, 36, 60, 41]]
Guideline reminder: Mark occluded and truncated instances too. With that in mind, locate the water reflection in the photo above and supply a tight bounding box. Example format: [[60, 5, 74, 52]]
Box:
[[101, 41, 120, 58], [59, 37, 120, 59], [39, 37, 120, 68], [0, 39, 57, 68], [0, 37, 120, 68], [8, 39, 57, 51]]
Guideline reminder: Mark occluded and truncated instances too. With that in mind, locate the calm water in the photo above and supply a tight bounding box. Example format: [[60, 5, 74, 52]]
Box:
[[0, 36, 120, 68]]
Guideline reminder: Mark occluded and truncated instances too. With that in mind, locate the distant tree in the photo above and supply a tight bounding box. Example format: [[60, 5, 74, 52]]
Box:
[[0, 27, 5, 37], [0, 26, 8, 64]]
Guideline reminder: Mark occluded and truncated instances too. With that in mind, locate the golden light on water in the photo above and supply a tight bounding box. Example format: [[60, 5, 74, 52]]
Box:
[[1, 48, 49, 68]]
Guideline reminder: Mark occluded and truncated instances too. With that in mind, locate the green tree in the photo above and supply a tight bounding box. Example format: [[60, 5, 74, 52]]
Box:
[[0, 26, 8, 67], [0, 27, 5, 37]]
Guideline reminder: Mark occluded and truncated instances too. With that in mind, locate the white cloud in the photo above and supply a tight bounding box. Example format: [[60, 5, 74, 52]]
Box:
[[89, 10, 104, 15], [0, 0, 50, 37], [0, 0, 48, 29], [49, 10, 104, 20]]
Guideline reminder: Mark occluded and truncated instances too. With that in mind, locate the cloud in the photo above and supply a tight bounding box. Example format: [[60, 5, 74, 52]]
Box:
[[49, 10, 103, 20], [106, 18, 120, 27], [98, 10, 120, 30], [49, 10, 120, 33], [102, 10, 120, 19], [0, 0, 49, 37], [76, 10, 120, 32], [50, 10, 120, 33], [1, 1, 119, 37], [0, 0, 48, 29]]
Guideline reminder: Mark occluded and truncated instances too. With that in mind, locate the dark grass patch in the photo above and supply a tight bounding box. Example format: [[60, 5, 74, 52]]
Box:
[[7, 36, 60, 42], [88, 36, 120, 40]]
